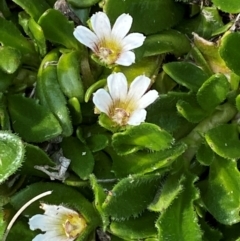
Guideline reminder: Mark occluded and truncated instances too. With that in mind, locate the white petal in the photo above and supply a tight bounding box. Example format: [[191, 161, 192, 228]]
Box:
[[122, 33, 146, 51], [115, 51, 135, 66], [111, 13, 133, 39], [128, 109, 146, 125], [29, 215, 60, 231], [137, 90, 159, 109], [41, 204, 78, 218], [127, 75, 151, 102], [73, 26, 98, 51], [90, 12, 111, 39], [93, 89, 112, 115], [107, 72, 128, 101]]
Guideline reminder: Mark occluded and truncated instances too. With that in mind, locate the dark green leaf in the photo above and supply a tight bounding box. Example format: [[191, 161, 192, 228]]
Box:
[[12, 0, 50, 21], [112, 123, 174, 155], [110, 211, 158, 239], [202, 155, 240, 225], [38, 9, 79, 49], [197, 74, 229, 111], [109, 143, 186, 178], [8, 94, 62, 142], [205, 124, 240, 159], [156, 171, 202, 241], [57, 51, 84, 102], [163, 62, 208, 91], [102, 174, 161, 219], [219, 32, 240, 76], [104, 0, 186, 35], [61, 136, 94, 180]]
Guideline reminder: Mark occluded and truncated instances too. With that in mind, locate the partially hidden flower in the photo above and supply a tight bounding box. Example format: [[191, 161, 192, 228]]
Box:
[[29, 203, 87, 241], [73, 12, 145, 66], [93, 72, 159, 126]]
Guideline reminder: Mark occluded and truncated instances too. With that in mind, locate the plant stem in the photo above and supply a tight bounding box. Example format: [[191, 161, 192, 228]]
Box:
[[181, 102, 237, 162]]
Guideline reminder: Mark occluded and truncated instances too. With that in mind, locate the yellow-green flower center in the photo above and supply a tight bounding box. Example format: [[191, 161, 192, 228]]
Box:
[[96, 38, 123, 65], [62, 213, 87, 239]]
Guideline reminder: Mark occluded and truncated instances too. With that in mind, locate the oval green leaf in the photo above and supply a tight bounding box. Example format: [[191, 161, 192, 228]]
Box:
[[7, 94, 62, 142], [0, 131, 25, 184], [197, 74, 229, 112], [219, 32, 240, 76], [205, 124, 240, 159], [112, 123, 174, 155], [163, 62, 208, 91], [202, 156, 240, 225]]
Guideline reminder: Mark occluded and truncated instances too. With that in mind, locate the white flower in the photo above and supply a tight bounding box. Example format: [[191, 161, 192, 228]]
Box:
[[93, 72, 159, 126], [73, 12, 145, 66], [29, 203, 87, 241]]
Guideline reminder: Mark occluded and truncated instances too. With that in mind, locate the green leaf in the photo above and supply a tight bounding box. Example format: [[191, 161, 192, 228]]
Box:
[[146, 93, 196, 139], [89, 174, 109, 228], [110, 211, 158, 239], [36, 49, 73, 137], [68, 0, 100, 8], [193, 34, 229, 75], [104, 0, 186, 35], [177, 99, 207, 123], [176, 7, 223, 39], [61, 136, 94, 180], [163, 62, 208, 91], [0, 17, 39, 66], [10, 182, 101, 241], [211, 0, 240, 13], [109, 143, 187, 177], [0, 131, 25, 184], [112, 123, 174, 155], [202, 155, 240, 225], [102, 174, 161, 219], [20, 143, 55, 177], [12, 0, 50, 21], [197, 74, 229, 111], [86, 134, 109, 152], [196, 143, 214, 166], [8, 94, 62, 142], [219, 32, 240, 76], [156, 171, 202, 241], [148, 173, 185, 212], [140, 30, 190, 57], [0, 46, 21, 74], [205, 124, 240, 159], [0, 70, 14, 92], [57, 51, 84, 102], [28, 18, 47, 56], [38, 9, 79, 49]]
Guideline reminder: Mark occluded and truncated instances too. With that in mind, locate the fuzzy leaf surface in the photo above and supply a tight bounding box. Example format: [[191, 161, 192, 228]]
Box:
[[102, 174, 161, 219], [202, 156, 240, 225], [112, 123, 174, 155]]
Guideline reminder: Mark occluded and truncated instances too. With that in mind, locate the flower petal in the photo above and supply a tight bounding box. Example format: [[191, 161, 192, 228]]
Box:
[[111, 13, 133, 39], [127, 75, 151, 102], [93, 89, 112, 115], [107, 72, 128, 102], [137, 90, 159, 109], [122, 33, 146, 51], [41, 204, 78, 218], [73, 26, 98, 51], [115, 51, 135, 66], [128, 109, 146, 125], [90, 12, 111, 39], [29, 215, 61, 231]]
